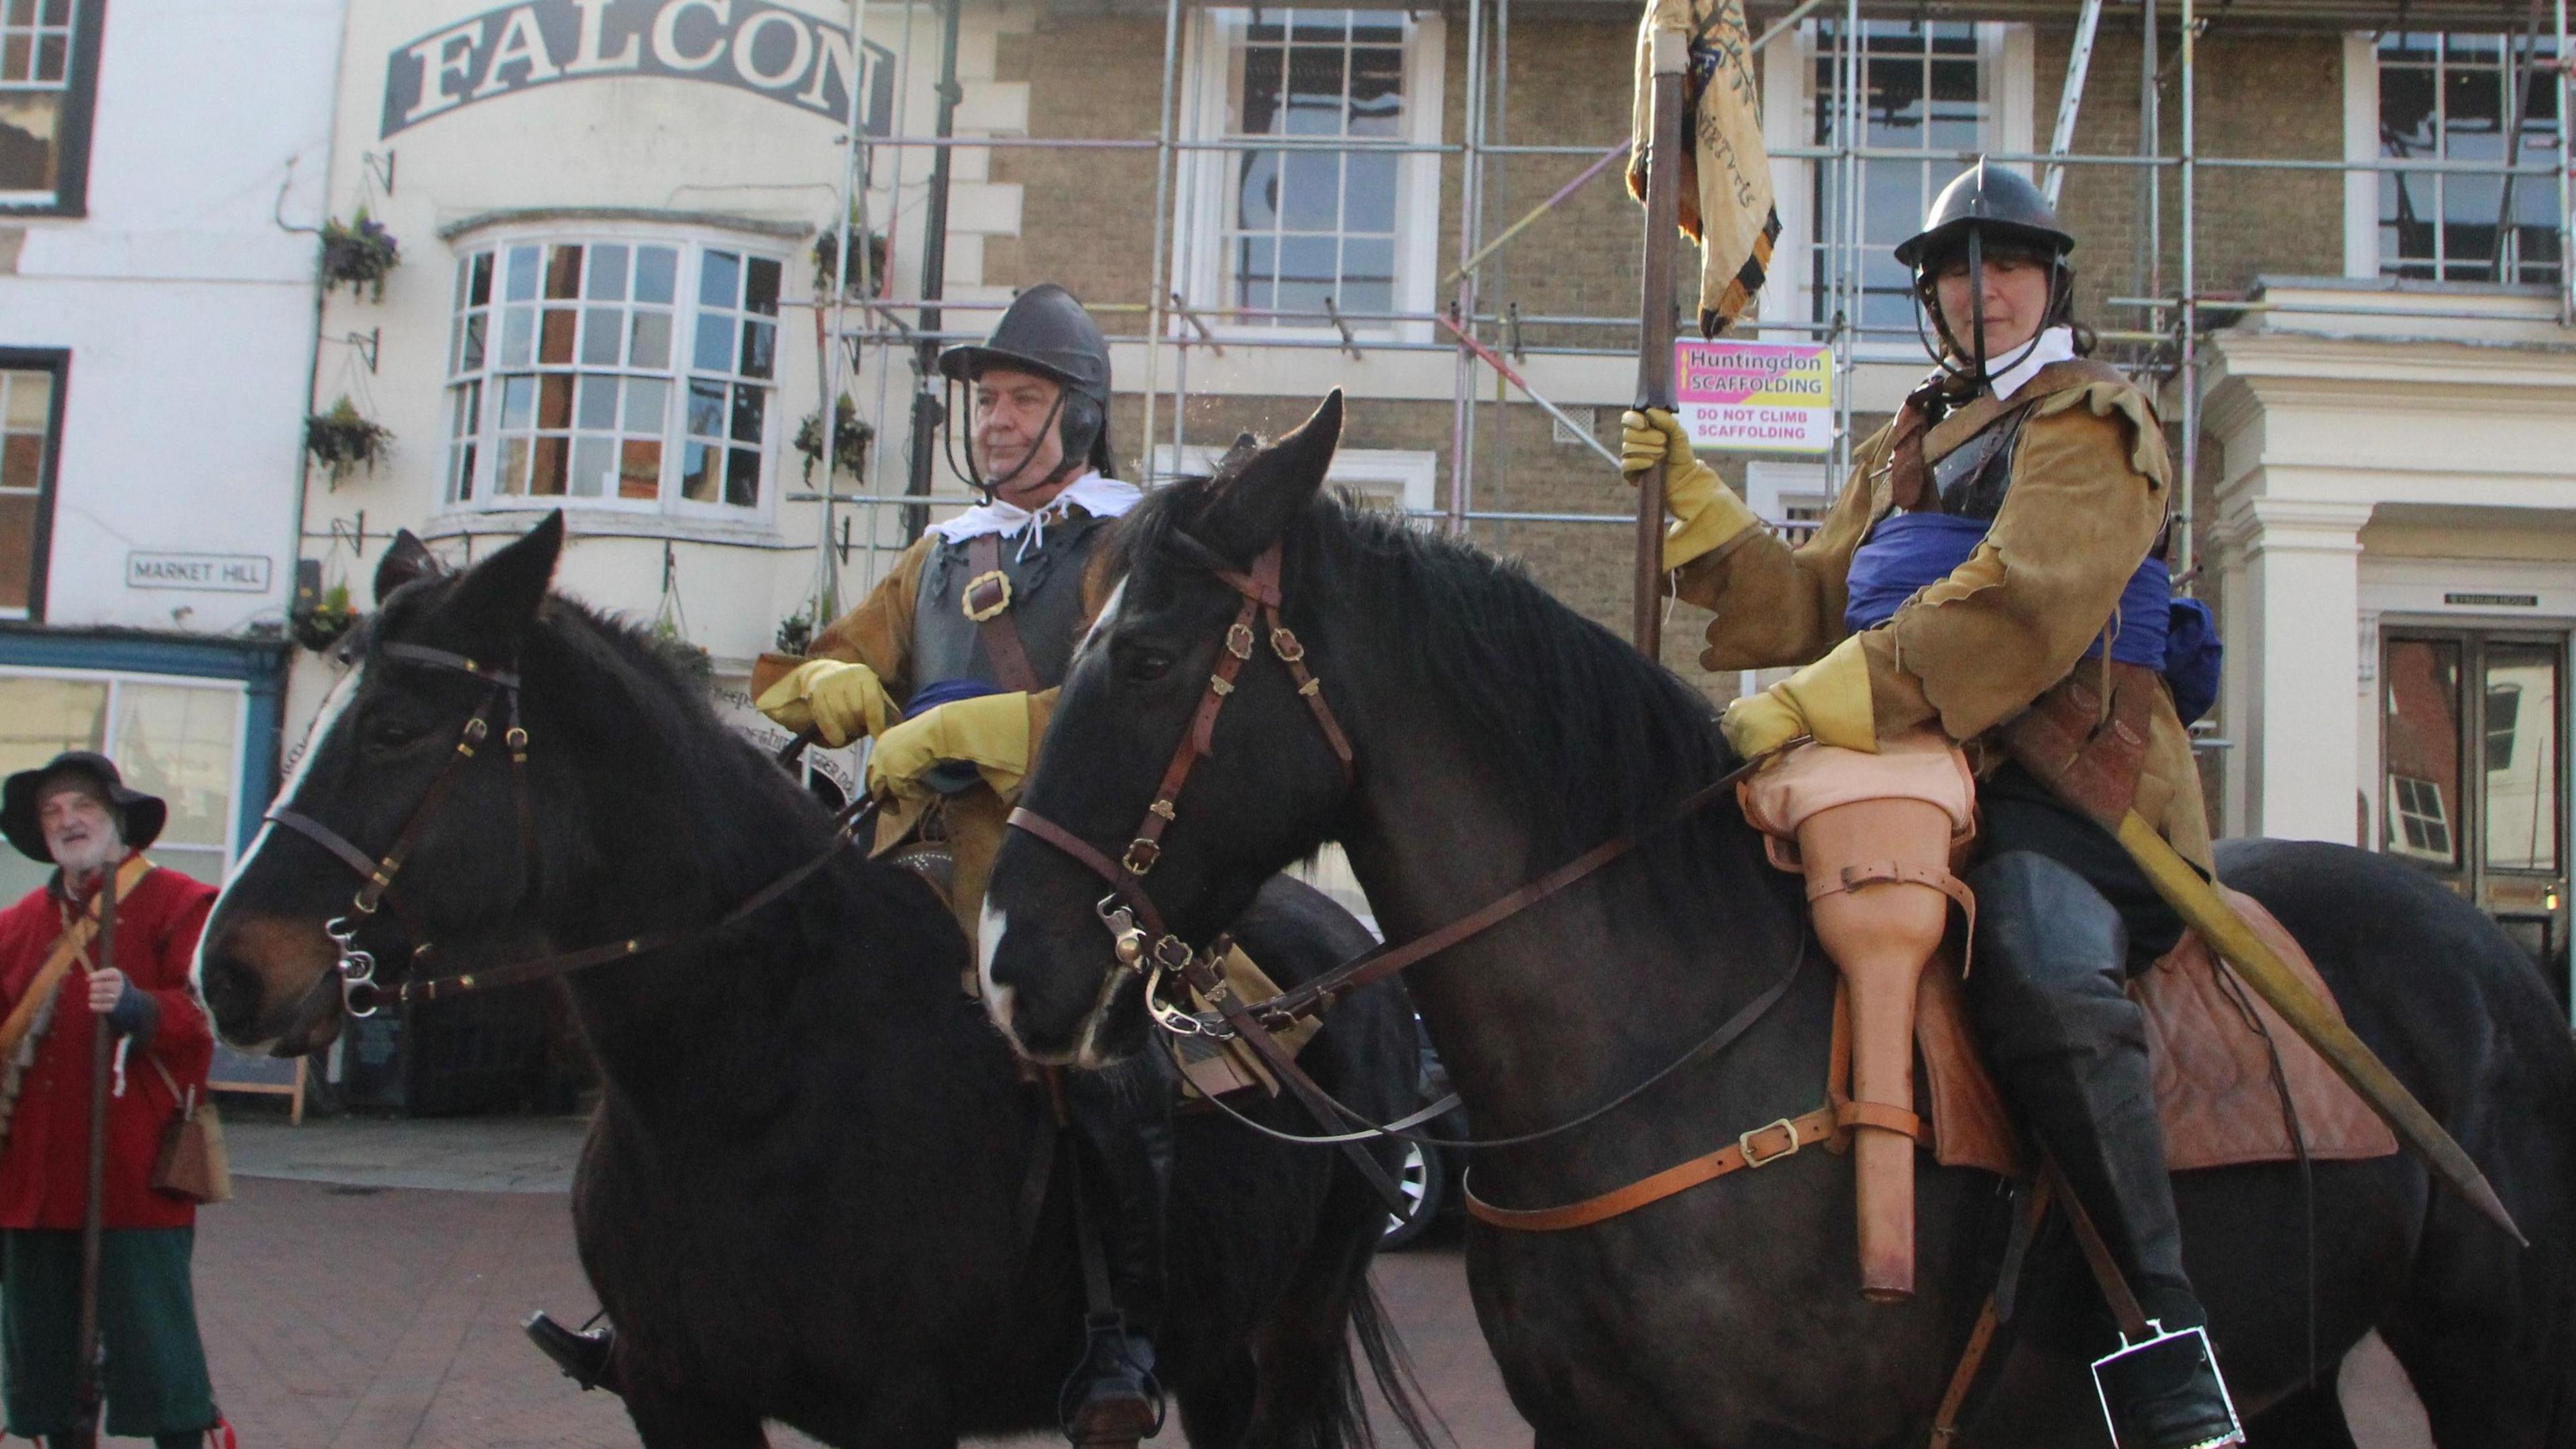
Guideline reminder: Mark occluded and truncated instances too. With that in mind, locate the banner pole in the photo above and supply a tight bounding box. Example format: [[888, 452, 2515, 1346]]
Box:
[[1631, 28, 1687, 659]]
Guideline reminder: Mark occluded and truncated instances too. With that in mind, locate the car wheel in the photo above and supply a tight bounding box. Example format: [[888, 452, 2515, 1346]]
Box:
[[1381, 1136, 1446, 1250]]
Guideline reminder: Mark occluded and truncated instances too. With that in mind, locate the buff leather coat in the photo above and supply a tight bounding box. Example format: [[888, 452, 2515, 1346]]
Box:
[[1673, 361, 2213, 869]]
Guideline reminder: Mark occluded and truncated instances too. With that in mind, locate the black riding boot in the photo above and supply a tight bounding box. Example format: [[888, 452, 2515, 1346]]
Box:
[[1059, 1055, 1177, 1444], [1968, 851, 2244, 1449], [525, 1311, 623, 1395]]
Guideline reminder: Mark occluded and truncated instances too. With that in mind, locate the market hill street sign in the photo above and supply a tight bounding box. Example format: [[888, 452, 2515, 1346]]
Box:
[[384, 0, 895, 138], [126, 553, 274, 594]]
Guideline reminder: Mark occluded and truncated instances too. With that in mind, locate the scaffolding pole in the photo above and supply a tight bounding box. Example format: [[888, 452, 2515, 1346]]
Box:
[[2045, 0, 2106, 207], [2176, 0, 2199, 586], [1448, 0, 1487, 537]]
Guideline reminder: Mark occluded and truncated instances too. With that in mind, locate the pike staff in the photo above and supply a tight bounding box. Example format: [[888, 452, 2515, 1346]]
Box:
[[66, 861, 117, 1449]]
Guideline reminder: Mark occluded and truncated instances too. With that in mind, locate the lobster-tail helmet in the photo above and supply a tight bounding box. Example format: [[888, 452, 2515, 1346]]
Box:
[[936, 283, 1116, 493], [1895, 158, 2078, 382]]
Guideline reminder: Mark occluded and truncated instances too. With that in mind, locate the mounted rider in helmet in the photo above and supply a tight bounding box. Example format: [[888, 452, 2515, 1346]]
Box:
[[1619, 160, 2245, 1449], [533, 285, 1173, 1442]]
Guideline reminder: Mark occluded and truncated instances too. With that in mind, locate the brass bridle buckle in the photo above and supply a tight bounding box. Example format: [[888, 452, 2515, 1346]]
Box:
[[1225, 622, 1256, 661], [1122, 837, 1162, 875], [1739, 1117, 1802, 1168]]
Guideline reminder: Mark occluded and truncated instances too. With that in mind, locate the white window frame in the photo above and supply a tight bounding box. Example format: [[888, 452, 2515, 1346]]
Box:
[[442, 223, 792, 524], [1760, 21, 2034, 360], [0, 666, 250, 885], [2343, 30, 2567, 285], [1169, 7, 1447, 347], [1153, 443, 1436, 518]]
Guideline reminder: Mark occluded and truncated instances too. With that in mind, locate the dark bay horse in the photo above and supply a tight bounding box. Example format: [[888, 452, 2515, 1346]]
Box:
[[193, 515, 1430, 1449], [979, 394, 2576, 1448]]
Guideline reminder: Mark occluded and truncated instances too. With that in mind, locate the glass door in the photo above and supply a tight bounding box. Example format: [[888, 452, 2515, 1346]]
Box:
[[2382, 630, 2569, 1018]]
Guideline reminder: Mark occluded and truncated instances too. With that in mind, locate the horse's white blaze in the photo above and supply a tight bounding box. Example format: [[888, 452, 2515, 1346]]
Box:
[[977, 898, 1018, 1035], [201, 657, 366, 989], [1076, 578, 1128, 657]]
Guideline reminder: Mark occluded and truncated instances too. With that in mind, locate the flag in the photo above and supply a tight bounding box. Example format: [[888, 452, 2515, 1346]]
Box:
[[1628, 0, 1779, 336]]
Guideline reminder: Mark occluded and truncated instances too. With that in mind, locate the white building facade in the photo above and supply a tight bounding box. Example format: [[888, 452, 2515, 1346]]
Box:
[[0, 0, 343, 902]]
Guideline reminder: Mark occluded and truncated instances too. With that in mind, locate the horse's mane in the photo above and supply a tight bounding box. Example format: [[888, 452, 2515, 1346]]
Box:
[[1118, 477, 1753, 871]]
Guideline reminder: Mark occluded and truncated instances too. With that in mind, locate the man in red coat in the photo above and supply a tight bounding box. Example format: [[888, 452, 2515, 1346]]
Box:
[[0, 751, 221, 1447]]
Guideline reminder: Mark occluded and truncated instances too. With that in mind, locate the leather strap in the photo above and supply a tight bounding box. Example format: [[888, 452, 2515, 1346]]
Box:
[[0, 857, 152, 1063], [1463, 1104, 1842, 1232], [2043, 1154, 2154, 1341], [965, 534, 1043, 694], [359, 796, 877, 1012], [1929, 1174, 2057, 1445], [1806, 859, 1979, 973]]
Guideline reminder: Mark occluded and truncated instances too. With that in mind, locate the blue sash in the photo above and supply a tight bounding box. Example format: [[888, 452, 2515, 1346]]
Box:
[[1843, 513, 2222, 724]]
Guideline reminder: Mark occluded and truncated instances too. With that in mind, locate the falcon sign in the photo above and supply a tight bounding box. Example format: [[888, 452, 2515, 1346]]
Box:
[[383, 0, 895, 138]]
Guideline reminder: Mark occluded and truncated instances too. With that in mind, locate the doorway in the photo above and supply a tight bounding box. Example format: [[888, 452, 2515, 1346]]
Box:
[[2380, 629, 2570, 1018]]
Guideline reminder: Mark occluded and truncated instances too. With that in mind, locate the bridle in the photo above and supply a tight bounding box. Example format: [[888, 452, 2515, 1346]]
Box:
[[1006, 531, 1795, 1153], [264, 642, 533, 1017], [268, 639, 869, 1019]]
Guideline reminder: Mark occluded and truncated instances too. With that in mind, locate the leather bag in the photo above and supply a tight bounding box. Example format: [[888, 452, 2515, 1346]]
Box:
[[146, 1055, 230, 1205]]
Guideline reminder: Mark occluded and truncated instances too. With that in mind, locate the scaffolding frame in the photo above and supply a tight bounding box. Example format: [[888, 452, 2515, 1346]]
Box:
[[806, 0, 2576, 603]]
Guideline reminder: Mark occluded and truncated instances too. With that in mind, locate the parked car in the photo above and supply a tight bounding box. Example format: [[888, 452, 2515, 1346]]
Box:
[[1383, 1016, 1470, 1249]]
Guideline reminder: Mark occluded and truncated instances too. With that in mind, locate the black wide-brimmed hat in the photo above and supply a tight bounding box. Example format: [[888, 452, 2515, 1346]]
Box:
[[1, 751, 168, 863]]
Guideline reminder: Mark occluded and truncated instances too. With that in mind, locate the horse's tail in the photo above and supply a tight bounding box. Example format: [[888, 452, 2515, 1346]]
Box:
[[1320, 1277, 1444, 1449]]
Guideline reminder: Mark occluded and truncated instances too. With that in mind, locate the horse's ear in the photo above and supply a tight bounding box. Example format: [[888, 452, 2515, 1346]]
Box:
[[1199, 391, 1342, 563], [438, 513, 563, 644], [372, 530, 447, 604]]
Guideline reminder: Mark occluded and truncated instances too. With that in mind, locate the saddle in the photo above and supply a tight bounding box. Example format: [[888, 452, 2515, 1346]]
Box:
[[1737, 729, 2397, 1299], [1904, 890, 2400, 1178]]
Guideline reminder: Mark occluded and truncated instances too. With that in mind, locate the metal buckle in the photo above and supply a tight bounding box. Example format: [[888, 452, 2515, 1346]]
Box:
[[1122, 837, 1162, 875], [1096, 895, 1148, 972], [1225, 622, 1255, 660], [1269, 627, 1305, 662], [961, 569, 1012, 623], [1738, 1117, 1802, 1168]]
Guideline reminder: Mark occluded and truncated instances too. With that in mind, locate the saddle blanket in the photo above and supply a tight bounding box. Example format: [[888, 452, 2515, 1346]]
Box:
[[1915, 884, 2400, 1175]]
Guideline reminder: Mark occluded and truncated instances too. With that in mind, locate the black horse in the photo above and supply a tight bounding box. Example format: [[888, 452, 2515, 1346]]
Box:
[[195, 516, 1432, 1449], [979, 394, 2576, 1448]]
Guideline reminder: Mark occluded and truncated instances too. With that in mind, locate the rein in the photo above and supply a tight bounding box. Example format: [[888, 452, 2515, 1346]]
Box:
[[1006, 532, 1803, 1152], [273, 639, 872, 1018]]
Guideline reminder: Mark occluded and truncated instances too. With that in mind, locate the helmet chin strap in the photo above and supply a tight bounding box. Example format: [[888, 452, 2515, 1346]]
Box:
[[1912, 235, 2068, 390]]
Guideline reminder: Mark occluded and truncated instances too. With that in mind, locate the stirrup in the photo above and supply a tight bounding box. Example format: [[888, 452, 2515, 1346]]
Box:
[[2090, 1320, 2245, 1449], [1057, 1310, 1166, 1446], [524, 1310, 621, 1395]]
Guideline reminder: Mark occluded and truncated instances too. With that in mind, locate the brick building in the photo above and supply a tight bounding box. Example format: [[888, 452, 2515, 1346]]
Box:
[[302, 0, 2574, 1034]]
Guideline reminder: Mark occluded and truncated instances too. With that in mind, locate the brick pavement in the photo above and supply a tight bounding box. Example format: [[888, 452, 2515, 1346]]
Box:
[[176, 1130, 2427, 1449]]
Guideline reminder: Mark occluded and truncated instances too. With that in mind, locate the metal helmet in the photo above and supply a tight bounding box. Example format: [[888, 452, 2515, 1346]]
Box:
[[935, 283, 1116, 491], [1893, 158, 2075, 270], [1896, 158, 2078, 384]]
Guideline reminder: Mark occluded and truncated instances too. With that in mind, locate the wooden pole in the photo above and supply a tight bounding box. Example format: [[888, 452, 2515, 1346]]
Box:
[[68, 865, 118, 1449], [1631, 28, 1687, 659]]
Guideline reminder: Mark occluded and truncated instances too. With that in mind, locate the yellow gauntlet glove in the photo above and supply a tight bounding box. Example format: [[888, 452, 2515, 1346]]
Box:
[[865, 692, 1033, 804], [756, 659, 899, 749], [1719, 635, 1879, 758], [1619, 408, 1760, 571]]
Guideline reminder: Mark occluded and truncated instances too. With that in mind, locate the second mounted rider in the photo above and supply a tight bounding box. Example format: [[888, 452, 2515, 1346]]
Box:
[[1623, 160, 2243, 1449]]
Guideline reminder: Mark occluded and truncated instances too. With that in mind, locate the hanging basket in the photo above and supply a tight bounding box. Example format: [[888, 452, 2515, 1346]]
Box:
[[321, 210, 402, 302], [291, 582, 359, 653], [794, 396, 874, 482], [305, 395, 393, 484], [810, 224, 890, 299]]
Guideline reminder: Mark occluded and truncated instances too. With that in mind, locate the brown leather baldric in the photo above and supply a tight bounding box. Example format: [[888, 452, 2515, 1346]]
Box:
[[963, 533, 1043, 694]]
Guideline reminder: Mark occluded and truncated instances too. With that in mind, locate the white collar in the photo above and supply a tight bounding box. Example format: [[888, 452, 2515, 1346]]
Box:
[[926, 472, 1142, 553], [1984, 325, 2078, 402]]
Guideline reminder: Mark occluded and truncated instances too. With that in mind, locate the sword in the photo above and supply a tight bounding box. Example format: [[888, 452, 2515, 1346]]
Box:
[[2109, 810, 2527, 1247]]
